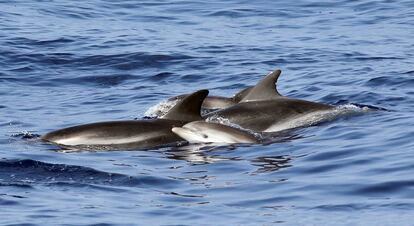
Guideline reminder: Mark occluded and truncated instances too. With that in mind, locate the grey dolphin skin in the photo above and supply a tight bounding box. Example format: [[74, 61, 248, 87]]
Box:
[[166, 69, 284, 110], [42, 90, 209, 150], [172, 121, 259, 144], [205, 69, 335, 132], [169, 86, 252, 110]]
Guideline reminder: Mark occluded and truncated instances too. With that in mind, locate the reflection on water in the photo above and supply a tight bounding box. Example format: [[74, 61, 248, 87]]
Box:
[[1, 0, 414, 225], [167, 144, 293, 176], [166, 144, 238, 164], [251, 155, 292, 174]]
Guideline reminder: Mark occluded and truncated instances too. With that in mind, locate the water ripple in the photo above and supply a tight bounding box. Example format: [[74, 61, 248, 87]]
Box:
[[1, 0, 414, 225], [0, 159, 182, 189]]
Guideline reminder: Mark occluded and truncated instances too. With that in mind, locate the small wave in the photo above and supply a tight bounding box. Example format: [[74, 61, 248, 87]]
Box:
[[75, 52, 194, 70], [51, 74, 136, 87], [0, 159, 180, 189], [10, 131, 41, 140], [207, 10, 247, 18], [33, 38, 75, 46], [366, 76, 414, 89], [334, 100, 389, 110], [144, 97, 218, 118], [353, 180, 414, 196], [3, 51, 193, 71]]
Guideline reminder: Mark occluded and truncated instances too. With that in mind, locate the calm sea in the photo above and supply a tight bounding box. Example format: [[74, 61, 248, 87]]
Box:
[[1, 0, 413, 225]]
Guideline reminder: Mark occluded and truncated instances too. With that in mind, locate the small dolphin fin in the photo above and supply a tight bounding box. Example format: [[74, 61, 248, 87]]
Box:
[[162, 89, 209, 121], [240, 69, 282, 102], [232, 86, 253, 102]]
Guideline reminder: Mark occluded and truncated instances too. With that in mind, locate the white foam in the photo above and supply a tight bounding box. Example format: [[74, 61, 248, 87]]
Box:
[[144, 99, 214, 118], [144, 99, 179, 118], [11, 131, 37, 138]]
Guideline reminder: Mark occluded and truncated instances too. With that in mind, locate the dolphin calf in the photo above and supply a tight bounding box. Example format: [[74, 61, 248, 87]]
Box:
[[42, 90, 209, 150], [172, 121, 259, 144], [205, 69, 335, 132]]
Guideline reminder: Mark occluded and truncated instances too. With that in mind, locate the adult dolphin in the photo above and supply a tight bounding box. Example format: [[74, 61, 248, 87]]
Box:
[[164, 69, 290, 111], [147, 70, 288, 118], [42, 90, 209, 150], [205, 69, 335, 132]]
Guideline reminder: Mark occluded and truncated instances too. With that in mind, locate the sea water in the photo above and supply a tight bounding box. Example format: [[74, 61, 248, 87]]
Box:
[[1, 0, 413, 225]]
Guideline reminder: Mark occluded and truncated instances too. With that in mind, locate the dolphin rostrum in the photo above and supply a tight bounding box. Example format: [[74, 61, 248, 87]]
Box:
[[205, 69, 335, 132], [172, 121, 259, 144], [42, 90, 209, 150]]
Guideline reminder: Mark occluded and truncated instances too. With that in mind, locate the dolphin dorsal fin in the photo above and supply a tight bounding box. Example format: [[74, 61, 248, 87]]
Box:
[[162, 89, 209, 121], [240, 69, 282, 102], [232, 86, 253, 102]]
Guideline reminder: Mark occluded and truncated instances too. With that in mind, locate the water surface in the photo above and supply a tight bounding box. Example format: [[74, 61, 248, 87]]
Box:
[[1, 0, 414, 225]]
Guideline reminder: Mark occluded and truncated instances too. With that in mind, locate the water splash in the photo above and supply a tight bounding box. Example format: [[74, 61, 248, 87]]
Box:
[[143, 99, 179, 118], [10, 131, 40, 139], [144, 99, 218, 118]]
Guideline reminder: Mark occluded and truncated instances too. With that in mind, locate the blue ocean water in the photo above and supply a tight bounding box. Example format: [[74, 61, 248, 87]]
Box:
[[1, 0, 414, 225]]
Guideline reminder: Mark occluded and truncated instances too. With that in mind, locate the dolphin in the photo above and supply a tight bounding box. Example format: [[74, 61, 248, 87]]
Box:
[[146, 70, 292, 118], [169, 86, 252, 110], [172, 121, 259, 144], [205, 69, 335, 132], [168, 69, 282, 108], [42, 90, 209, 150]]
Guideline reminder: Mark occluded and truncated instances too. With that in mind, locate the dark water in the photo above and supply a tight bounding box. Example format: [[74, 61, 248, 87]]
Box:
[[1, 0, 414, 225]]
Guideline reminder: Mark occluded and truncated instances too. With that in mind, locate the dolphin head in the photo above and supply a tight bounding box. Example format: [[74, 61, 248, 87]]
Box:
[[172, 121, 258, 144]]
